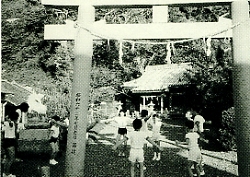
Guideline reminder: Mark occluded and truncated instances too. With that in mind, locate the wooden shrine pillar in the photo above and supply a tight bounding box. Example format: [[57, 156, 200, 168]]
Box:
[[161, 96, 164, 114], [65, 1, 94, 176], [231, 1, 250, 177]]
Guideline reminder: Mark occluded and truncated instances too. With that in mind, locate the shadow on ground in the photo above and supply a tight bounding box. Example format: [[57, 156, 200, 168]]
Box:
[[7, 142, 237, 177]]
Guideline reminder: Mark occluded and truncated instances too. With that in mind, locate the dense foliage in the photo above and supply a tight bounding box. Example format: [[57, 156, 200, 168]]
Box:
[[182, 39, 234, 123], [218, 107, 236, 151]]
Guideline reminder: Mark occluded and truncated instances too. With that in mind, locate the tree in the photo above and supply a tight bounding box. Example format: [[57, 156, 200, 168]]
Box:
[[183, 39, 234, 123]]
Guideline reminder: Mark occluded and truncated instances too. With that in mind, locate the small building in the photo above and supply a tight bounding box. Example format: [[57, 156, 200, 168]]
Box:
[[1, 80, 33, 104], [1, 80, 50, 153], [1, 80, 47, 122], [1, 80, 32, 122], [122, 63, 194, 117]]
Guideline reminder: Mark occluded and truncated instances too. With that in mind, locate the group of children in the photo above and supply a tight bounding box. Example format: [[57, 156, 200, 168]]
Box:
[[111, 109, 207, 177], [1, 101, 207, 177], [1, 101, 69, 177], [111, 109, 162, 177]]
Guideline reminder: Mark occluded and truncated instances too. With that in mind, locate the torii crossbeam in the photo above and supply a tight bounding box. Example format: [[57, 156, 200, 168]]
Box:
[[41, 0, 250, 177], [41, 0, 250, 6], [44, 22, 233, 40]]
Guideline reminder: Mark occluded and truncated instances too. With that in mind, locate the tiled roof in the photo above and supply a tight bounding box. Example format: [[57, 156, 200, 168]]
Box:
[[1, 80, 32, 105], [123, 63, 191, 93]]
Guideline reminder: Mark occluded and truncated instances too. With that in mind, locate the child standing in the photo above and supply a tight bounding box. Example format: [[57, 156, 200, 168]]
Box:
[[102, 111, 130, 156], [137, 109, 153, 170], [185, 111, 205, 135], [49, 115, 67, 165], [185, 110, 206, 176], [1, 111, 19, 177], [148, 113, 162, 161], [176, 120, 202, 177], [113, 118, 162, 177], [138, 109, 152, 148]]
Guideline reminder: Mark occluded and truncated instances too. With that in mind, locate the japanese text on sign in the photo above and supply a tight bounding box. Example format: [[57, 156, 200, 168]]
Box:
[[71, 92, 82, 154]]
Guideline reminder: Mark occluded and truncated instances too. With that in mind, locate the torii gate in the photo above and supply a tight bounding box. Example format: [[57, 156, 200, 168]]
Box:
[[41, 0, 250, 176]]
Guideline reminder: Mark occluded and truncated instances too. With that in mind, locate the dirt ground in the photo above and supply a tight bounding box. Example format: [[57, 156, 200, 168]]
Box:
[[2, 118, 238, 177]]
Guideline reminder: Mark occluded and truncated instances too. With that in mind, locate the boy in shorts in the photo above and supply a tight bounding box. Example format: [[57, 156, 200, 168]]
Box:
[[113, 118, 162, 177], [102, 111, 130, 156], [1, 111, 19, 177], [49, 115, 67, 165], [148, 113, 162, 161]]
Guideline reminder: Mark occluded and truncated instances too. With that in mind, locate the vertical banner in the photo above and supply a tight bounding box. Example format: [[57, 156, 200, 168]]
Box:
[[65, 1, 94, 176]]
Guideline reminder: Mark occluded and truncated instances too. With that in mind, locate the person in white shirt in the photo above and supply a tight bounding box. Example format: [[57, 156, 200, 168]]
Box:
[[185, 111, 205, 134], [133, 109, 152, 170], [1, 111, 19, 177], [176, 120, 202, 177], [137, 109, 152, 148], [48, 115, 67, 165], [139, 110, 151, 133], [185, 111, 207, 176], [148, 113, 162, 161], [102, 111, 131, 156], [113, 118, 162, 177], [15, 102, 29, 129], [193, 115, 205, 134]]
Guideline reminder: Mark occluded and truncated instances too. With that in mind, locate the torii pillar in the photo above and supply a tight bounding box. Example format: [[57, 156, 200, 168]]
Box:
[[152, 6, 168, 114], [231, 1, 250, 177], [64, 1, 94, 176]]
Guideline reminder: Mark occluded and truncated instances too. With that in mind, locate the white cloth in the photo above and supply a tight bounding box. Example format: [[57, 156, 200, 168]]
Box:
[[64, 118, 69, 131], [128, 130, 148, 149], [188, 147, 202, 162], [50, 125, 60, 138], [138, 119, 151, 144], [194, 115, 205, 132], [64, 118, 69, 127], [185, 132, 202, 162], [127, 131, 147, 162], [185, 132, 200, 149], [16, 109, 22, 123], [16, 109, 26, 129], [140, 119, 149, 132], [148, 118, 162, 140], [114, 116, 128, 128], [129, 148, 144, 163], [2, 121, 16, 138]]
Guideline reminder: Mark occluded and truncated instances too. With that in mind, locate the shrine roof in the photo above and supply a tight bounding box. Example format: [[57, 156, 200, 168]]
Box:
[[123, 63, 191, 93], [1, 80, 32, 105]]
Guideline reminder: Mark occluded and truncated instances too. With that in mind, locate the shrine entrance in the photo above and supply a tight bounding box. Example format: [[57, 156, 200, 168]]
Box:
[[41, 0, 250, 176]]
